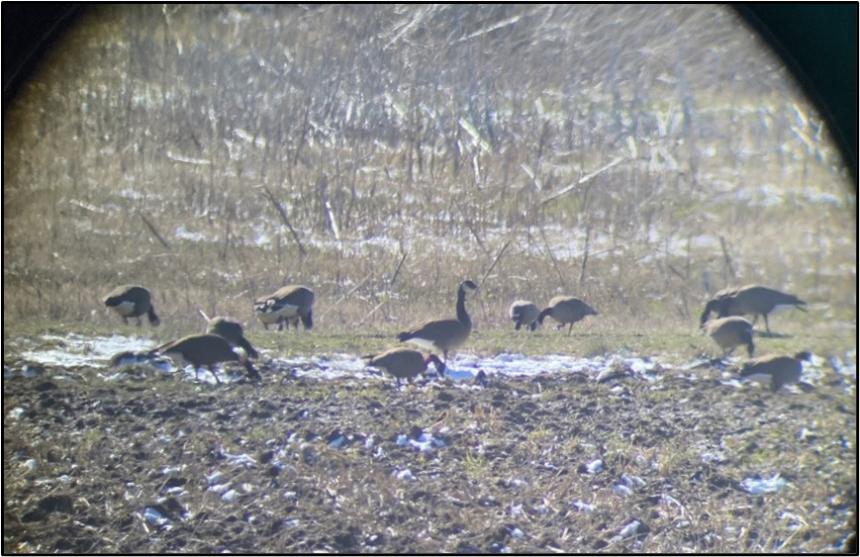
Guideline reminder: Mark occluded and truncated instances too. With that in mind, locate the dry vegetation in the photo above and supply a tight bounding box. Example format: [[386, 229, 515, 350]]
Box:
[[2, 4, 857, 554], [3, 5, 855, 336]]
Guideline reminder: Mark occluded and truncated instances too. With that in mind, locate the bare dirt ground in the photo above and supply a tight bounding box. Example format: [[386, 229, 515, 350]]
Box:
[[3, 351, 856, 554]]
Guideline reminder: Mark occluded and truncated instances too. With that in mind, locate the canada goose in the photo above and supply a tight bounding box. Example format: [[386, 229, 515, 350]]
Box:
[[397, 280, 478, 361], [207, 317, 259, 359], [538, 296, 598, 336], [254, 285, 315, 331], [366, 348, 446, 386], [510, 300, 540, 331], [103, 285, 160, 326], [703, 316, 754, 357], [152, 334, 260, 384], [739, 351, 811, 391], [699, 285, 806, 334]]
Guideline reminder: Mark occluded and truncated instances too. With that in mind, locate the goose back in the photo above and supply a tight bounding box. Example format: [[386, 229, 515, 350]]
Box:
[[397, 280, 477, 358], [539, 296, 597, 325], [704, 316, 754, 356], [740, 352, 807, 391], [255, 285, 315, 329], [208, 317, 259, 359], [510, 300, 540, 331], [156, 333, 259, 381], [368, 347, 445, 383], [700, 284, 805, 328], [103, 285, 160, 325]]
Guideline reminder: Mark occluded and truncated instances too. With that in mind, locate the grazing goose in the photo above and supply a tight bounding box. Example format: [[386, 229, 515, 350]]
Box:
[[152, 334, 260, 384], [397, 280, 478, 361], [254, 285, 315, 331], [699, 285, 806, 334], [207, 317, 259, 359], [366, 348, 446, 386], [703, 316, 755, 357], [739, 352, 811, 391], [103, 285, 160, 326], [538, 296, 598, 335], [510, 300, 540, 331]]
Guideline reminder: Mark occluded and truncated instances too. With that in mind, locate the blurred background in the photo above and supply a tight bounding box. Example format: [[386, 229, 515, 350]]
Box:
[[3, 4, 856, 335]]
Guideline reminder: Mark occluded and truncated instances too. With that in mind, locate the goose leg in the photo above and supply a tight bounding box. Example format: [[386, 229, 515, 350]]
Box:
[[763, 314, 772, 335], [568, 323, 573, 336], [515, 321, 522, 331], [137, 317, 143, 326], [123, 317, 129, 325], [530, 321, 537, 331], [209, 365, 222, 385]]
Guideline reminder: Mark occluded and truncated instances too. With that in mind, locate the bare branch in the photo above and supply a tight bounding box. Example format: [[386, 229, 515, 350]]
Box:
[[541, 157, 625, 205], [138, 211, 171, 250], [258, 186, 307, 256]]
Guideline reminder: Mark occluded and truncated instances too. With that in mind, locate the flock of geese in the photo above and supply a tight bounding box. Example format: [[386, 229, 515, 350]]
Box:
[[102, 281, 810, 391]]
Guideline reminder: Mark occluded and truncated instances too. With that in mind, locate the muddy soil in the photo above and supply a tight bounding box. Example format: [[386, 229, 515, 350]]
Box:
[[3, 358, 856, 553]]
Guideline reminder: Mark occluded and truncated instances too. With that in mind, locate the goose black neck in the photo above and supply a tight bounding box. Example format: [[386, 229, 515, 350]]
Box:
[[456, 285, 471, 330]]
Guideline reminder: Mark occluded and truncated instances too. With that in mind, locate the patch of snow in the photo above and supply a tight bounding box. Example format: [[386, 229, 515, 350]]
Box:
[[21, 334, 157, 368], [613, 484, 634, 497], [220, 450, 257, 468], [740, 473, 787, 495], [572, 500, 596, 513], [6, 407, 25, 420], [394, 469, 416, 481], [617, 519, 644, 538], [328, 435, 347, 449], [780, 511, 806, 530], [277, 353, 379, 381], [700, 451, 727, 464], [800, 188, 843, 207], [118, 187, 145, 200], [829, 351, 857, 378], [395, 432, 446, 452], [174, 224, 208, 242], [620, 473, 646, 489], [586, 459, 604, 474], [143, 506, 172, 528]]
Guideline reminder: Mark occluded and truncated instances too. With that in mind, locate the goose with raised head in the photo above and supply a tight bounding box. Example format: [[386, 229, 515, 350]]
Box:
[[739, 351, 811, 391], [254, 285, 315, 331], [152, 333, 260, 384], [207, 317, 259, 359], [397, 280, 478, 361], [703, 316, 754, 357], [510, 300, 540, 331], [538, 296, 597, 336], [699, 284, 806, 335], [366, 348, 446, 386], [103, 285, 160, 326]]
